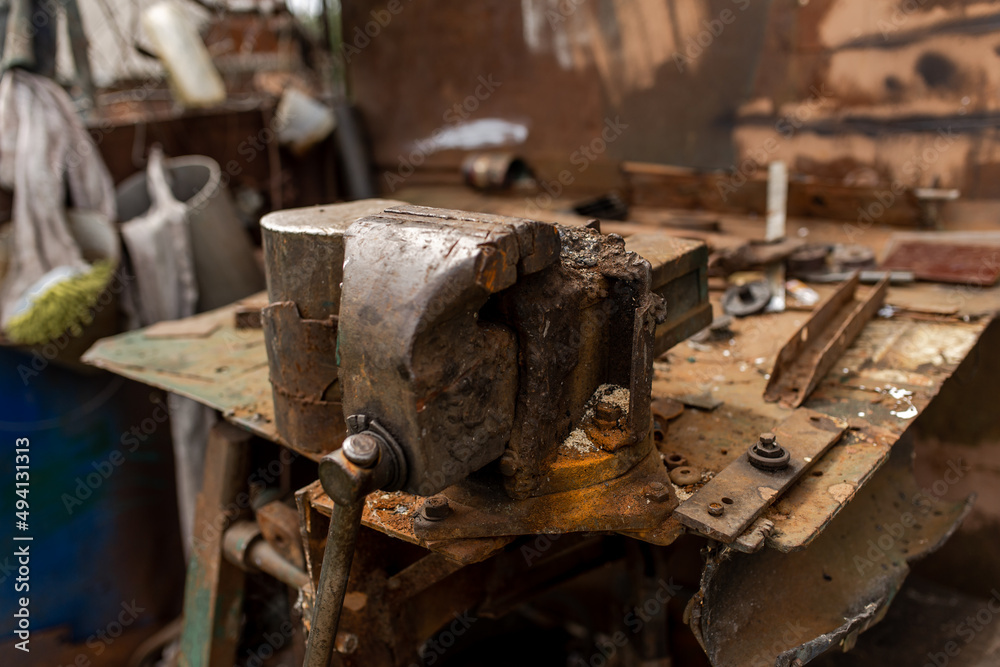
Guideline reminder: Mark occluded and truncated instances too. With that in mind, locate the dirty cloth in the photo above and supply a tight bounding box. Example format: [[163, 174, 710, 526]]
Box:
[[120, 147, 211, 559], [0, 68, 115, 327]]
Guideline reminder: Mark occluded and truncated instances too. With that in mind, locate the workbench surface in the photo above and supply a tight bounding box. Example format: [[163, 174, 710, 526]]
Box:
[[81, 204, 1000, 559]]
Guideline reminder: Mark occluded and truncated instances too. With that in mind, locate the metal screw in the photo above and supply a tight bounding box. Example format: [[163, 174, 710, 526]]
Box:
[[593, 401, 622, 427], [342, 432, 380, 468], [708, 502, 724, 517], [422, 496, 452, 521], [335, 632, 359, 654], [759, 432, 776, 447], [643, 482, 670, 502]]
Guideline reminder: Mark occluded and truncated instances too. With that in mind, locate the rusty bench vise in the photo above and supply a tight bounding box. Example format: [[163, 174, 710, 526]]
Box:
[[259, 201, 711, 666]]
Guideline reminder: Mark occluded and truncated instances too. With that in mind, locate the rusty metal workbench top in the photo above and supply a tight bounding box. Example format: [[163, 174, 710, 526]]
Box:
[[82, 234, 1000, 558]]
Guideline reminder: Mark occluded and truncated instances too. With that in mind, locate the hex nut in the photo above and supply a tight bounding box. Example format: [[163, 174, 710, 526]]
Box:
[[707, 502, 724, 517], [422, 496, 452, 521], [643, 482, 671, 502], [593, 401, 623, 428]]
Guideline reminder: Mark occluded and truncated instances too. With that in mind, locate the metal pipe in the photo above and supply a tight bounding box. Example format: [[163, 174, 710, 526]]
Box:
[[248, 540, 310, 590], [303, 499, 365, 667], [222, 521, 310, 590]]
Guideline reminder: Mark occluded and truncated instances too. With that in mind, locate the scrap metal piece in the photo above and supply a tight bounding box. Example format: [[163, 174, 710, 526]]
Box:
[[685, 439, 973, 667], [831, 243, 876, 271], [764, 273, 889, 408], [669, 466, 702, 486], [787, 243, 831, 277], [881, 241, 1000, 286], [461, 152, 535, 191], [674, 409, 845, 543], [722, 280, 771, 317]]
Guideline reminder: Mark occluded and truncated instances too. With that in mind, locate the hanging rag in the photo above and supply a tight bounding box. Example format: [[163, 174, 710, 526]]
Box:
[[0, 67, 116, 331]]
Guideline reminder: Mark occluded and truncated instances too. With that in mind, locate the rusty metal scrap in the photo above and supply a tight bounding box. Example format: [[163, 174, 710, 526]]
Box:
[[686, 440, 972, 667], [764, 272, 889, 408], [881, 240, 1000, 286], [674, 408, 846, 543]]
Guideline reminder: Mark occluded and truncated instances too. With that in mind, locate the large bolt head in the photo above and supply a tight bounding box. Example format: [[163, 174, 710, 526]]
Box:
[[342, 432, 381, 468], [593, 401, 623, 428]]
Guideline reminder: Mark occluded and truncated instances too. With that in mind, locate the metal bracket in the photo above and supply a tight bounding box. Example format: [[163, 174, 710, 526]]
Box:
[[673, 409, 846, 543]]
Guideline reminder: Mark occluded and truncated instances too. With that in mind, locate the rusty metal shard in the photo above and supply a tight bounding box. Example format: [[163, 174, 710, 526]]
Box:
[[881, 241, 1000, 286], [764, 273, 889, 408], [673, 409, 846, 543], [686, 440, 973, 667]]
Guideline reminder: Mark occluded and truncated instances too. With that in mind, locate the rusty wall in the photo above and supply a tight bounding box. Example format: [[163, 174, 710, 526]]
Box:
[[343, 0, 1000, 198]]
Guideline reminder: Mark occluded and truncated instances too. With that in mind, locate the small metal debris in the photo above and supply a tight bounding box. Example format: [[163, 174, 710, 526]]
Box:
[[664, 452, 688, 470], [722, 280, 771, 317], [670, 466, 702, 486]]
